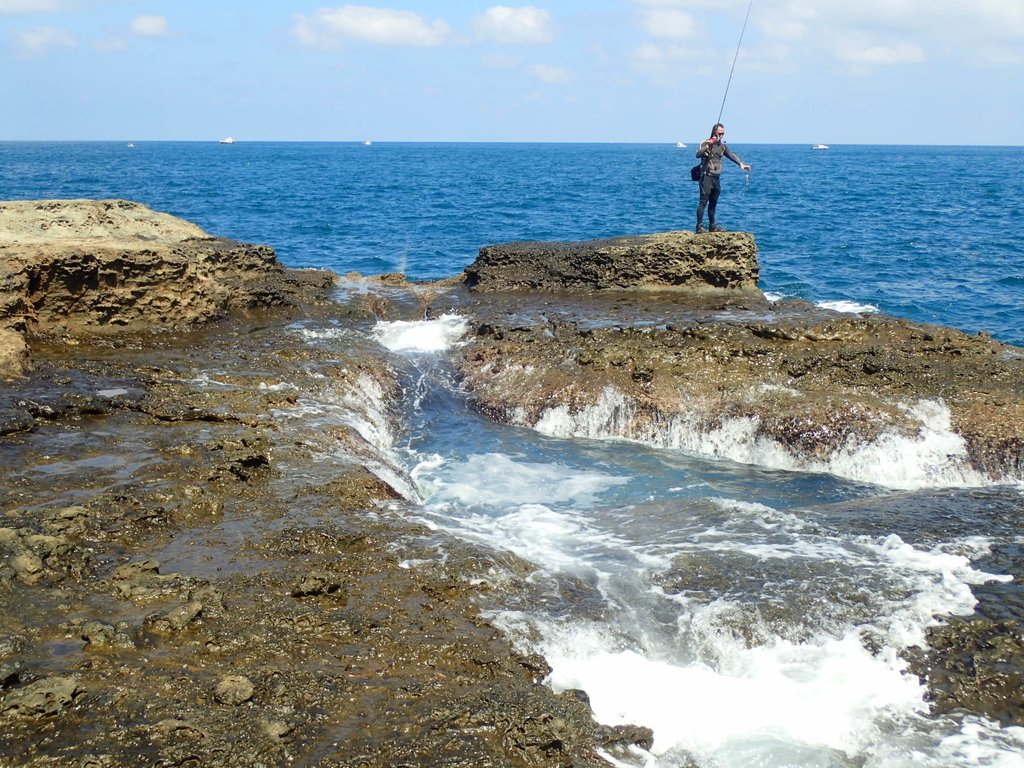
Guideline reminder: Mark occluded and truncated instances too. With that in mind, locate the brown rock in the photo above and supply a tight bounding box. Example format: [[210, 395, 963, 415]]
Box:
[[464, 230, 760, 293], [0, 198, 335, 379], [214, 675, 255, 706]]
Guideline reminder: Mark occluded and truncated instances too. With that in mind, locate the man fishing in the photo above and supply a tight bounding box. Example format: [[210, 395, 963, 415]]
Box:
[[695, 123, 750, 234]]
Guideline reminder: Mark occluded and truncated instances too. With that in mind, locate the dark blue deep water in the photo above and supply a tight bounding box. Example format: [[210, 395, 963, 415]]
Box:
[[2, 141, 1022, 346]]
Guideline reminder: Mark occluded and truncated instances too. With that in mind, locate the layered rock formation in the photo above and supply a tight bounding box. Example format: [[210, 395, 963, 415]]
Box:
[[465, 230, 759, 293], [445, 235, 1024, 488], [0, 199, 332, 378]]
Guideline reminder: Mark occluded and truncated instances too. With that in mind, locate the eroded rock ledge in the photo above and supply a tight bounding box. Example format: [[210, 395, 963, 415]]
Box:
[[465, 230, 759, 293], [0, 199, 333, 378]]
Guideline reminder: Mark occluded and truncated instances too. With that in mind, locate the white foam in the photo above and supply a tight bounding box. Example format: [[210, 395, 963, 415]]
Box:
[[417, 452, 629, 509], [538, 624, 924, 765], [272, 370, 419, 501], [763, 291, 784, 303], [373, 313, 468, 353], [506, 526, 1016, 768], [817, 299, 880, 314], [531, 388, 998, 489]]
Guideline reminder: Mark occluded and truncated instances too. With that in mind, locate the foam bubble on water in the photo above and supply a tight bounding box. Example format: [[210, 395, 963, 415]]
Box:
[[373, 313, 468, 353], [532, 388, 998, 489], [817, 299, 880, 314], [515, 532, 1016, 768], [418, 452, 629, 509]]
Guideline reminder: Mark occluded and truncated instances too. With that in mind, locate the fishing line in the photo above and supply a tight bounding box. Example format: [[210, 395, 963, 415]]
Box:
[[716, 0, 755, 127]]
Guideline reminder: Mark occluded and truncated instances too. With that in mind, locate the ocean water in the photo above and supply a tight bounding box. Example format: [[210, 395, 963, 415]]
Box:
[[2, 141, 1022, 346], [6, 142, 1024, 766]]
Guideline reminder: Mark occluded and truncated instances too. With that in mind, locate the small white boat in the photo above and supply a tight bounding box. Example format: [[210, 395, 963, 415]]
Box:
[[126, 143, 136, 148], [812, 143, 829, 150], [363, 140, 373, 146], [675, 142, 687, 148], [219, 137, 236, 144]]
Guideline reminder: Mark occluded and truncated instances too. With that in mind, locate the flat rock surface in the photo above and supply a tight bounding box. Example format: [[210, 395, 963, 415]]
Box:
[[465, 230, 759, 293]]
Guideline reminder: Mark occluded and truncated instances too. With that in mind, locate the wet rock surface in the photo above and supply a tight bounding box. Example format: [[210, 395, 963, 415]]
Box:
[[906, 618, 1024, 726], [0, 313, 627, 766], [0, 202, 638, 766], [437, 288, 1024, 485]]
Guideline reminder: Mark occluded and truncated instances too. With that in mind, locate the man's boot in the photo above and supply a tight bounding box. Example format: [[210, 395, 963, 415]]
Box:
[[708, 215, 720, 232], [695, 217, 704, 234]]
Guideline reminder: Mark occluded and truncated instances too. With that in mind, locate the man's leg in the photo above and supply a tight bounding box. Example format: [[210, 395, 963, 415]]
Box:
[[696, 175, 713, 233], [707, 177, 721, 231]]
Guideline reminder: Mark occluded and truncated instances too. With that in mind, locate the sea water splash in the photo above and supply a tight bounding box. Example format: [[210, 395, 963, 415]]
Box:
[[372, 313, 468, 353], [532, 387, 995, 489]]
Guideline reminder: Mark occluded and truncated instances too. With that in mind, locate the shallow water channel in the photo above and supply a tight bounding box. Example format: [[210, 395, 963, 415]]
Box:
[[355, 314, 1024, 768]]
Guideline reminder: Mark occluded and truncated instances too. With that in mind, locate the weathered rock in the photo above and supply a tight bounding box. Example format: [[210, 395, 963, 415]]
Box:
[[906, 618, 1024, 726], [443, 290, 1024, 486], [1, 676, 82, 720], [0, 199, 335, 379], [214, 675, 255, 706], [464, 230, 759, 293]]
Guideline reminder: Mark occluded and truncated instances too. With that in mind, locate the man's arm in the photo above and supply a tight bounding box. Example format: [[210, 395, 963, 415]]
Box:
[[723, 144, 751, 171]]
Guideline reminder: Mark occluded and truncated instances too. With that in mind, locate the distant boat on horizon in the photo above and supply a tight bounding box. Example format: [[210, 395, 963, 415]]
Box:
[[675, 142, 687, 148], [219, 137, 236, 144], [363, 140, 373, 146], [126, 143, 136, 148], [812, 143, 830, 150]]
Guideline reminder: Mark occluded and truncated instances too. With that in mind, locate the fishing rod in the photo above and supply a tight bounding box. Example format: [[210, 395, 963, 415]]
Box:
[[716, 0, 755, 127]]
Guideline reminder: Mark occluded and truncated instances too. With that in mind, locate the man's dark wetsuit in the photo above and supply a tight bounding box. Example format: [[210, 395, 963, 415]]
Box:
[[695, 139, 745, 233]]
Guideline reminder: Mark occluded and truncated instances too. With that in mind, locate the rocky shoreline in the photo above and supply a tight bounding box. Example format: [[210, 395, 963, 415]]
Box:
[[2, 200, 1023, 764]]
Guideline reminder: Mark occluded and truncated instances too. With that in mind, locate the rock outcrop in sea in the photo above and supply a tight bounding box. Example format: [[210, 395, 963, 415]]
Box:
[[446, 232, 1024, 488], [465, 231, 759, 293], [2, 200, 1022, 764]]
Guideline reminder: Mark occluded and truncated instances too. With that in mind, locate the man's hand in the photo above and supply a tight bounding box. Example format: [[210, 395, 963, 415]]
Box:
[[740, 163, 751, 171]]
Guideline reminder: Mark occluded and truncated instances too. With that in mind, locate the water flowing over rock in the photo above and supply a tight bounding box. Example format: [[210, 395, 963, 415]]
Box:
[[444, 234, 1024, 489], [465, 230, 759, 293], [0, 200, 633, 767]]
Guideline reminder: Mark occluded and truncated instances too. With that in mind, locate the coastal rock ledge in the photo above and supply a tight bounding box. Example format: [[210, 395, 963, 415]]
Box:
[[0, 199, 332, 378], [465, 230, 758, 293]]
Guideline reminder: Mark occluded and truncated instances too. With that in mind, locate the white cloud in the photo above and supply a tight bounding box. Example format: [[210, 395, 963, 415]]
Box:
[[292, 5, 451, 49], [836, 40, 925, 68], [16, 25, 75, 55], [638, 7, 698, 40], [0, 0, 68, 12], [130, 15, 169, 38], [473, 6, 555, 44], [633, 0, 1024, 70], [528, 63, 570, 83]]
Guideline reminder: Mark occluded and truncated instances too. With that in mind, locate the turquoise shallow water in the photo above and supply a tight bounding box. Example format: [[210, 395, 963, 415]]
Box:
[[3, 141, 1022, 345]]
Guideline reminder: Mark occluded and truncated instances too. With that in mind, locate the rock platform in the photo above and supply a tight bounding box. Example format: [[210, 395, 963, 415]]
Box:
[[465, 230, 759, 293]]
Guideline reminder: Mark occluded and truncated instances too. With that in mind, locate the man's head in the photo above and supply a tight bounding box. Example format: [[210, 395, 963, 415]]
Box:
[[710, 123, 726, 139]]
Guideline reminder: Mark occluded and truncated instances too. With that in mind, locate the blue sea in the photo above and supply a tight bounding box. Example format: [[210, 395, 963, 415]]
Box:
[[2, 141, 1022, 346], [5, 142, 1024, 767]]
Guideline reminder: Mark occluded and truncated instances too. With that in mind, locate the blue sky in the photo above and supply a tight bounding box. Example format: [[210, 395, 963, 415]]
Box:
[[1, 0, 1021, 144]]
